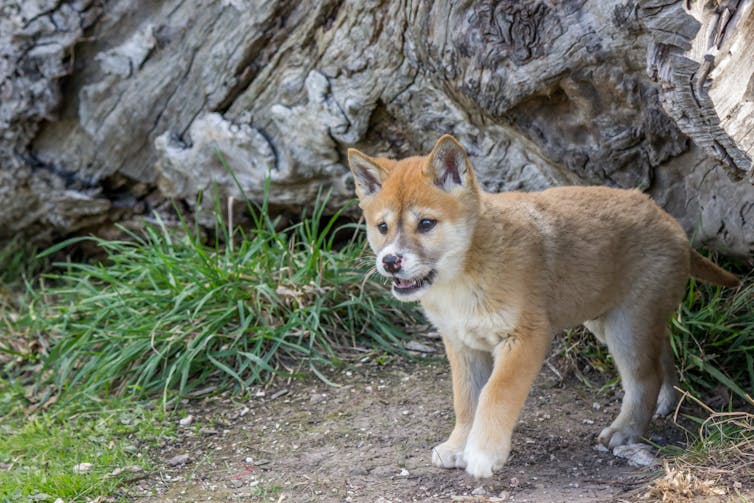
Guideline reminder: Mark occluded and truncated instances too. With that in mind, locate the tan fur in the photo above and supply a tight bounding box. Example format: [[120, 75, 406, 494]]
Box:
[[689, 250, 740, 287], [348, 135, 740, 479]]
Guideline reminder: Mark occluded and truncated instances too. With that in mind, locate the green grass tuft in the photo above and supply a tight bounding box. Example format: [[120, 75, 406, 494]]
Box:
[[0, 239, 45, 291], [671, 273, 754, 406], [13, 192, 417, 408]]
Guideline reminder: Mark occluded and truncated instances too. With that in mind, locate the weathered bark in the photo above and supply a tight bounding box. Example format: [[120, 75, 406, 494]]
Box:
[[1, 0, 752, 256]]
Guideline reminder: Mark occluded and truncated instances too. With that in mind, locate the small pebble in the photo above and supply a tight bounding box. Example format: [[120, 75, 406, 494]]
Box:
[[471, 486, 486, 495], [310, 393, 326, 404], [405, 340, 436, 353], [613, 443, 658, 467], [106, 465, 143, 478], [73, 462, 93, 473], [179, 415, 193, 427], [167, 453, 191, 466]]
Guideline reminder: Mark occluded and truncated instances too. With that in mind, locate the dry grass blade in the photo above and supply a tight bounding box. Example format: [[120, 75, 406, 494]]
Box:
[[644, 460, 729, 502], [650, 389, 754, 501]]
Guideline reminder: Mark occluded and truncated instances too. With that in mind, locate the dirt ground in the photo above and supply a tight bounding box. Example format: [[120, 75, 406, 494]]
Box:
[[121, 336, 697, 503]]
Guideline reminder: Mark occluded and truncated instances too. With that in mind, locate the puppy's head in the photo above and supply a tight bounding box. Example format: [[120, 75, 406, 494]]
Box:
[[348, 135, 480, 301]]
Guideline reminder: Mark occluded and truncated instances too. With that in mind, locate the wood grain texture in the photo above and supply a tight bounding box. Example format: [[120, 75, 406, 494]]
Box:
[[1, 0, 752, 256]]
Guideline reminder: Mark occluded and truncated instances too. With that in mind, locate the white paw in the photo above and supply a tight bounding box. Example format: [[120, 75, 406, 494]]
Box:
[[463, 441, 508, 479], [598, 425, 641, 449], [432, 441, 466, 469]]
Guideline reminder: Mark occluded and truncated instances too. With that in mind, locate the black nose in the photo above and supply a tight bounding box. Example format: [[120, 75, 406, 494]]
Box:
[[382, 254, 402, 274]]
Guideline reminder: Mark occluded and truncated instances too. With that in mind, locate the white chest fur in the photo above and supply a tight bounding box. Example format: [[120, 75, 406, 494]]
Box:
[[421, 281, 519, 353]]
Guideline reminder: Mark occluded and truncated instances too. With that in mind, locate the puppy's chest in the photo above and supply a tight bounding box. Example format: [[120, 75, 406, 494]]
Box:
[[421, 285, 518, 353]]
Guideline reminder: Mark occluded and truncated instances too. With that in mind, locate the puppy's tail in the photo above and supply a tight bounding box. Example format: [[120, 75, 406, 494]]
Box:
[[690, 249, 740, 288]]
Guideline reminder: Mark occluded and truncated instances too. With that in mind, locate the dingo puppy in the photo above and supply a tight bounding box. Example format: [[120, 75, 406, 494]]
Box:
[[348, 135, 739, 478]]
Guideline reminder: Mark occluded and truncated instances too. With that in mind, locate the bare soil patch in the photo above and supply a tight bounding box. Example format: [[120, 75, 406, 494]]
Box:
[[127, 352, 686, 503]]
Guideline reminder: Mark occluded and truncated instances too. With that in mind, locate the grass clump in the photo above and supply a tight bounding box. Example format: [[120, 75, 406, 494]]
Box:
[[0, 398, 171, 503], [0, 238, 46, 292], [671, 273, 754, 405], [14, 192, 417, 407]]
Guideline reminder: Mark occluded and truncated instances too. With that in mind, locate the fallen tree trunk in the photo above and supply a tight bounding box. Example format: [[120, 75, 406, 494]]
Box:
[[1, 0, 752, 256]]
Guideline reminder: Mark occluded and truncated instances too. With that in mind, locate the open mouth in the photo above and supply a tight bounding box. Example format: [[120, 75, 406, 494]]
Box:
[[391, 270, 436, 295]]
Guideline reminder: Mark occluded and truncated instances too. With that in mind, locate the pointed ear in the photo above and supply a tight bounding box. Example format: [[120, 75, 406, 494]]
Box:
[[348, 149, 387, 200], [424, 135, 472, 191]]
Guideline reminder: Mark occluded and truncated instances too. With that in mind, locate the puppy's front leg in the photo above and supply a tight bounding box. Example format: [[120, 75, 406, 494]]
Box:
[[432, 337, 492, 469], [464, 320, 552, 478]]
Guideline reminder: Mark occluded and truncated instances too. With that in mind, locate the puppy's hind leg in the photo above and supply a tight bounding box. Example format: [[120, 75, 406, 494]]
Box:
[[655, 332, 679, 417], [597, 305, 666, 448], [586, 316, 677, 417]]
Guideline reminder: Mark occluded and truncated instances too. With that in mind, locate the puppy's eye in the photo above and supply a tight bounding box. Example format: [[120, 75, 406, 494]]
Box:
[[377, 222, 388, 235], [417, 218, 437, 233]]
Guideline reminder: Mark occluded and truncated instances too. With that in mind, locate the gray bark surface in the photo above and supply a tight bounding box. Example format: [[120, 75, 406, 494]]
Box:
[[1, 0, 753, 256]]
